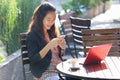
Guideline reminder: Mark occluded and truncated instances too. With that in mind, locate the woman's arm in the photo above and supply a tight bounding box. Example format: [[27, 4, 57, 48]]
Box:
[[27, 33, 66, 63], [39, 38, 61, 58], [39, 42, 51, 58]]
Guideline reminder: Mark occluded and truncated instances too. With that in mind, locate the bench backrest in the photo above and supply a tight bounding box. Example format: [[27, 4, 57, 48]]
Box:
[[82, 28, 120, 56]]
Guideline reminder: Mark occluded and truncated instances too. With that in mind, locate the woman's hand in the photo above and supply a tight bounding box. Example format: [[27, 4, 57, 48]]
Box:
[[49, 38, 60, 49], [58, 35, 66, 49], [48, 35, 66, 49]]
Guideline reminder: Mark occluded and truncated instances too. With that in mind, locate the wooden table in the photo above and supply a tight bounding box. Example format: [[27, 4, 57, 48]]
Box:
[[57, 57, 120, 80]]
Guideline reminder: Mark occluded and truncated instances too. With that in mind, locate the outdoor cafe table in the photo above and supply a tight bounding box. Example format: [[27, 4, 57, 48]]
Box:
[[56, 56, 120, 80]]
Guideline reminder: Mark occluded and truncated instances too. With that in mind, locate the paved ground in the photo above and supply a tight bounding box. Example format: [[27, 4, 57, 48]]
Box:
[[91, 4, 120, 25], [91, 4, 120, 31]]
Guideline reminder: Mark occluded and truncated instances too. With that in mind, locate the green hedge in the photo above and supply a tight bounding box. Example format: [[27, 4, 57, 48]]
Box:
[[0, 0, 41, 57]]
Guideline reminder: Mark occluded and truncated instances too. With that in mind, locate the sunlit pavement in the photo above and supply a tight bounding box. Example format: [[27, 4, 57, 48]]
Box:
[[91, 4, 120, 27]]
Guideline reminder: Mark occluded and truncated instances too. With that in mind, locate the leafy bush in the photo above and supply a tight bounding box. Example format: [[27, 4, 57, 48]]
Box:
[[0, 57, 2, 63], [0, 40, 7, 62], [0, 0, 40, 56], [61, 0, 102, 16]]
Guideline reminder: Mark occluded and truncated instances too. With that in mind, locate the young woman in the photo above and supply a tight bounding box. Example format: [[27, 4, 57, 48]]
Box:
[[26, 1, 66, 80]]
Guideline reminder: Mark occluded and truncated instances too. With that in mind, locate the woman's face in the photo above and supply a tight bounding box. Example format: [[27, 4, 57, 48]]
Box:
[[43, 11, 56, 31]]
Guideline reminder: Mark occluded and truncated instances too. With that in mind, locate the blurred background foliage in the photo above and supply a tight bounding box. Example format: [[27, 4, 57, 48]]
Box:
[[61, 0, 109, 16], [0, 0, 40, 62]]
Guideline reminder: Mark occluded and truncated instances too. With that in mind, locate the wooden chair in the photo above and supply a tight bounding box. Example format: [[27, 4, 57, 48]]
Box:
[[20, 33, 65, 80], [58, 12, 77, 58], [20, 32, 31, 80], [81, 28, 120, 56], [70, 16, 91, 57]]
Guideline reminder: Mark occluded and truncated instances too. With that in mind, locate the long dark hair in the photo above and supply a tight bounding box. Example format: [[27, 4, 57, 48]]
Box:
[[27, 1, 57, 40]]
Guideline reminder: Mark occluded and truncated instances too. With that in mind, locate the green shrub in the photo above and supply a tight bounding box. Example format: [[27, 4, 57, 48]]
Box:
[[0, 40, 7, 63], [61, 0, 102, 16], [0, 57, 2, 63], [0, 0, 40, 56]]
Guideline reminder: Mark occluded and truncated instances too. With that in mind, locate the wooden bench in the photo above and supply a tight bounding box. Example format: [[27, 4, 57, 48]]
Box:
[[82, 28, 120, 56]]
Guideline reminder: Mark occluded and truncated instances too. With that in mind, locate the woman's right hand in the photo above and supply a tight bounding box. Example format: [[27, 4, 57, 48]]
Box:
[[49, 38, 60, 49]]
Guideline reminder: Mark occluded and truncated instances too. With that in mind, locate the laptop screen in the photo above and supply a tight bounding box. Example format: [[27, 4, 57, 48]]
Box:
[[83, 43, 112, 65]]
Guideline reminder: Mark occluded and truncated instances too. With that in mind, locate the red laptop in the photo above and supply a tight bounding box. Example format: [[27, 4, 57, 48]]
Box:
[[83, 43, 112, 65]]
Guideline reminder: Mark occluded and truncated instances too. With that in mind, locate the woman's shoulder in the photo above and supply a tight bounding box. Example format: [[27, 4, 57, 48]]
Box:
[[27, 29, 42, 41]]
